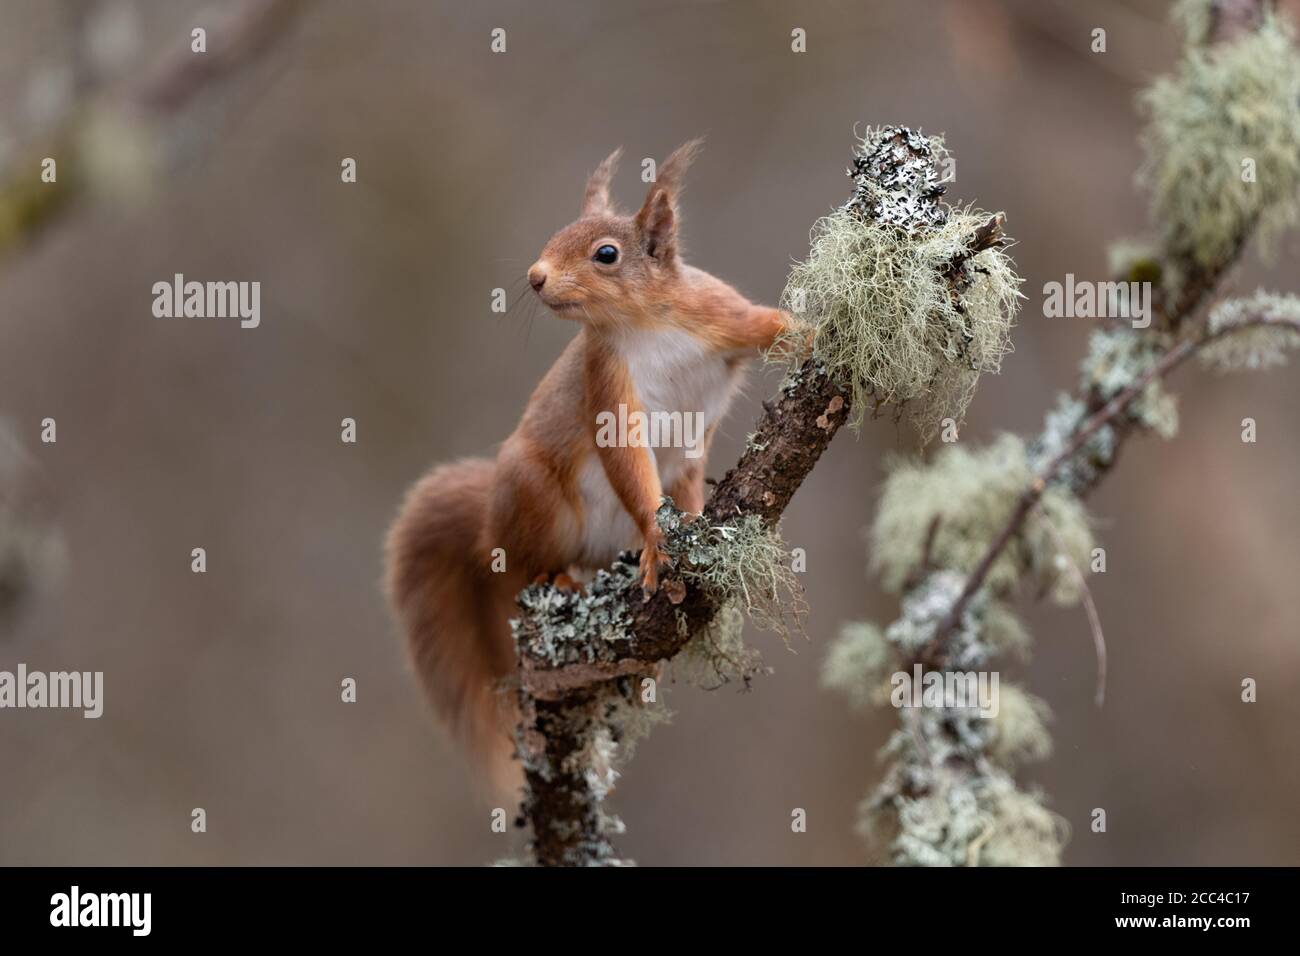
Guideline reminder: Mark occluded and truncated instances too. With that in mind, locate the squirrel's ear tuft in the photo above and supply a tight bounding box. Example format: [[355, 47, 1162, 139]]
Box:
[[581, 147, 622, 217], [634, 139, 702, 265], [655, 139, 703, 197]]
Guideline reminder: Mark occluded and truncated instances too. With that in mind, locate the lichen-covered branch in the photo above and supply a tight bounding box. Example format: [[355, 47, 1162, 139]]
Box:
[[921, 302, 1300, 665], [825, 0, 1300, 867], [514, 125, 1022, 865], [515, 364, 850, 704]]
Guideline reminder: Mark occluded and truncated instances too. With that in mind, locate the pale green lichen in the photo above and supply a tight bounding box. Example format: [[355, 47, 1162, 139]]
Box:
[[1201, 290, 1300, 372], [1029, 328, 1183, 496], [842, 1, 1300, 869], [659, 503, 806, 642], [871, 435, 1094, 605], [975, 782, 1069, 867], [1172, 0, 1214, 47], [599, 678, 672, 763], [671, 601, 766, 690], [882, 776, 1067, 868], [820, 621, 892, 711], [989, 684, 1053, 767], [1140, 11, 1300, 278], [983, 599, 1031, 660], [776, 127, 1021, 441], [826, 565, 1067, 864], [780, 205, 1021, 439]]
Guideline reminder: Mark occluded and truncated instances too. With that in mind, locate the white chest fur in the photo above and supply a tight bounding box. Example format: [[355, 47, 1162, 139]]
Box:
[[573, 326, 747, 567], [616, 325, 745, 491], [618, 326, 739, 424]]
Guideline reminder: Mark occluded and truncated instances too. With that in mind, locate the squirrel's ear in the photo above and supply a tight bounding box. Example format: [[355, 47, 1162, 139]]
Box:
[[634, 140, 701, 264], [635, 189, 677, 263], [581, 147, 622, 217]]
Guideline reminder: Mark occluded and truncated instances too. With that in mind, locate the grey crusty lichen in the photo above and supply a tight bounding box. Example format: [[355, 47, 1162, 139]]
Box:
[[513, 498, 801, 680], [843, 125, 950, 233], [1082, 331, 1180, 440], [513, 499, 806, 864], [872, 759, 1068, 868], [514, 669, 664, 867], [658, 502, 806, 645], [828, 571, 1067, 867], [779, 126, 1023, 440], [1201, 290, 1300, 372], [514, 558, 640, 668], [1028, 324, 1184, 496]]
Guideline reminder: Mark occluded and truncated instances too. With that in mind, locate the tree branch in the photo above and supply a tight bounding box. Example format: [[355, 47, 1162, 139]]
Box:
[[914, 0, 1284, 663], [513, 125, 1007, 865], [921, 287, 1299, 665], [517, 362, 851, 702]]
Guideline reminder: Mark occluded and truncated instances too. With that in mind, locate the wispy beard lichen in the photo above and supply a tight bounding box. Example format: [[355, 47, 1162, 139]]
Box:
[[779, 128, 1022, 441], [988, 683, 1053, 768], [659, 503, 806, 645], [829, 0, 1300, 871], [1140, 11, 1300, 278], [671, 601, 765, 690], [820, 620, 891, 711], [870, 435, 1095, 605], [781, 206, 1021, 439]]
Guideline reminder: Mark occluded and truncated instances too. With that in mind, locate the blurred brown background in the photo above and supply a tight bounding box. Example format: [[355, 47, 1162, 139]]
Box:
[[1, 0, 1297, 866]]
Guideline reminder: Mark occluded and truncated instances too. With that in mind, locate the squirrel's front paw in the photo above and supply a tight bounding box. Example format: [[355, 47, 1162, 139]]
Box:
[[638, 529, 669, 594]]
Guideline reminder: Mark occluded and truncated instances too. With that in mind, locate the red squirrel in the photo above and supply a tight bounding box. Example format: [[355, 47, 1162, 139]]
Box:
[[384, 142, 796, 788]]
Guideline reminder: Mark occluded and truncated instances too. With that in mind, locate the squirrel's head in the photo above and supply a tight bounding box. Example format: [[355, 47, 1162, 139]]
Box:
[[527, 141, 701, 324]]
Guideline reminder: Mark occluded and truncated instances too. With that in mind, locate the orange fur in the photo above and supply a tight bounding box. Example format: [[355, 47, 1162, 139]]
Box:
[[384, 459, 527, 792], [386, 142, 804, 792]]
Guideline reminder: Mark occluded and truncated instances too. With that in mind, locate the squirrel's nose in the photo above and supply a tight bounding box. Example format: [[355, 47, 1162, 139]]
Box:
[[528, 265, 547, 291]]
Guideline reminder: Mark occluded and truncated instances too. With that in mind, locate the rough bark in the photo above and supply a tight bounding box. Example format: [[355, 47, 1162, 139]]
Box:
[[514, 126, 1005, 865]]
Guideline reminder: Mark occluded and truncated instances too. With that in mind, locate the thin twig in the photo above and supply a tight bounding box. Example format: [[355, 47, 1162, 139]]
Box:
[[1040, 510, 1107, 707], [922, 310, 1300, 660]]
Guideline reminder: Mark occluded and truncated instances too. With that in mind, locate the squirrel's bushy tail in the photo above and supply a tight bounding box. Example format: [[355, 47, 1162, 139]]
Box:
[[384, 458, 523, 794]]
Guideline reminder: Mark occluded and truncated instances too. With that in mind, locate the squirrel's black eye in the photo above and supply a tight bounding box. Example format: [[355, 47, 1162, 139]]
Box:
[[593, 244, 619, 265]]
